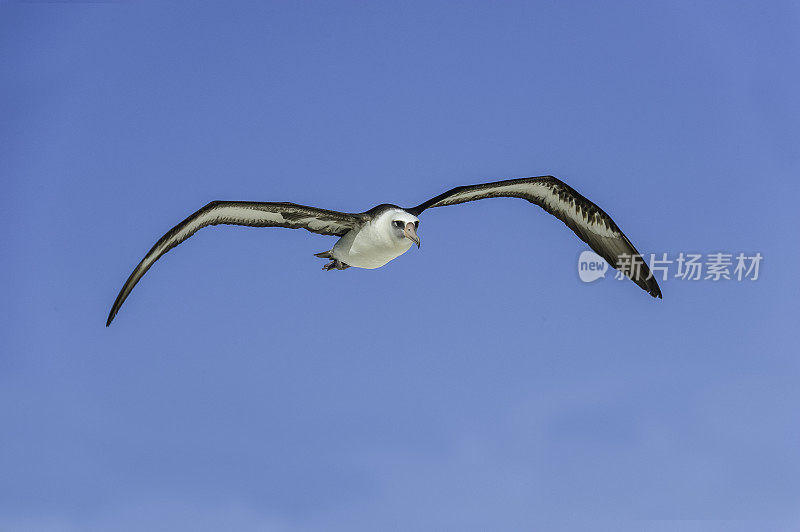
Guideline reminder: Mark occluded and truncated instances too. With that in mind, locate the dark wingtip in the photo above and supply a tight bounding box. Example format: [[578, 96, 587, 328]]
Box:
[[651, 288, 663, 299], [643, 277, 663, 299], [106, 298, 123, 327]]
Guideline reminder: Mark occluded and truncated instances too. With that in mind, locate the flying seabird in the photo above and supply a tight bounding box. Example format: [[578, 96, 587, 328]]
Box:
[[106, 175, 661, 325]]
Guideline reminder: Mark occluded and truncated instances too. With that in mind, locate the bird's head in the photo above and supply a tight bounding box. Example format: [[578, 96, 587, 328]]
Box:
[[387, 211, 420, 248]]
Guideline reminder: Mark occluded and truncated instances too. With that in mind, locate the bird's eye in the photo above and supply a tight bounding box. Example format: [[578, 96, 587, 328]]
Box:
[[393, 221, 404, 228]]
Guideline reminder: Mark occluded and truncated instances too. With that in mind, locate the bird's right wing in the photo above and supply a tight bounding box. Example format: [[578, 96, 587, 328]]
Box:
[[107, 201, 363, 326], [408, 176, 662, 299]]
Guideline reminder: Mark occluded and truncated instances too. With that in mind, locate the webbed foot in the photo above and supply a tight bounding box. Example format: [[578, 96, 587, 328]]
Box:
[[323, 260, 349, 271]]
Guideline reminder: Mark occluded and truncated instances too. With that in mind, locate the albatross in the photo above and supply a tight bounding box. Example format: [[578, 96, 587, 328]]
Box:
[[107, 175, 661, 325]]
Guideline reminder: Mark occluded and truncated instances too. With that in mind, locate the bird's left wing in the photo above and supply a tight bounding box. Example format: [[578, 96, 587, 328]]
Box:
[[407, 176, 662, 298], [107, 201, 363, 326]]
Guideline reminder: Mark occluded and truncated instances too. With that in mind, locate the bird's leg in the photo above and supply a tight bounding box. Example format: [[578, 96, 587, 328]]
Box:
[[323, 259, 349, 271]]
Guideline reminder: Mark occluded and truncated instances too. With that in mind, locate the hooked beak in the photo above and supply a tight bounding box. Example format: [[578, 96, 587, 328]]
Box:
[[404, 222, 420, 248]]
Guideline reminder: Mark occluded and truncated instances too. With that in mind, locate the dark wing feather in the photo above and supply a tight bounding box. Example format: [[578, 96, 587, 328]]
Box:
[[107, 201, 362, 325], [408, 176, 662, 298]]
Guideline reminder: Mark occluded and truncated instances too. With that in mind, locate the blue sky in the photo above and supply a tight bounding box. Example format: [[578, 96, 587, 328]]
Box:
[[2, 1, 799, 530]]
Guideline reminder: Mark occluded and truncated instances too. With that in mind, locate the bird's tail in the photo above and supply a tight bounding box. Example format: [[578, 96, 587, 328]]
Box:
[[314, 250, 333, 259]]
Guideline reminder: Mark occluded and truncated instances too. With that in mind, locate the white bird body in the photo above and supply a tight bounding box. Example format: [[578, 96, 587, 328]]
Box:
[[332, 208, 419, 269]]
